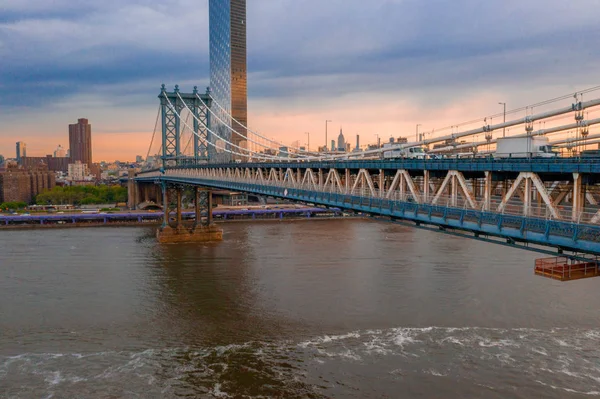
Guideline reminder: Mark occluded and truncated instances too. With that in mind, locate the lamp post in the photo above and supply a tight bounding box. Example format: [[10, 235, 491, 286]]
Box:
[[416, 124, 421, 142], [305, 132, 310, 152], [325, 120, 332, 150], [498, 102, 506, 137]]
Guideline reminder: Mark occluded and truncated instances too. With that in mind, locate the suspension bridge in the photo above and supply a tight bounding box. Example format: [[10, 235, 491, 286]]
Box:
[[132, 84, 600, 279]]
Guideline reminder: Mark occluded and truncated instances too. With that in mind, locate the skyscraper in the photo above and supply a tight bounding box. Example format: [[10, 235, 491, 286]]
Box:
[[69, 118, 92, 166], [209, 0, 247, 159], [337, 129, 346, 152], [16, 142, 26, 163]]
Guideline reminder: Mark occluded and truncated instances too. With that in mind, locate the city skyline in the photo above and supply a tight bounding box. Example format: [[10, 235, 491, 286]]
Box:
[[0, 0, 598, 161]]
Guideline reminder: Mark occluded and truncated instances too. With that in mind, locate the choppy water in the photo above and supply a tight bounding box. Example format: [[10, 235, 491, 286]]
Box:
[[1, 219, 600, 398]]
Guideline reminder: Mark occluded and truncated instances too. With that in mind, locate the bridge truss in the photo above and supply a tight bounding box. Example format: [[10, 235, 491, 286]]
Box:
[[136, 159, 600, 256]]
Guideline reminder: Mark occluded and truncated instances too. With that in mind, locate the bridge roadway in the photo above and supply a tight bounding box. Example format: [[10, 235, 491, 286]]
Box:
[[135, 157, 600, 256], [179, 157, 600, 174]]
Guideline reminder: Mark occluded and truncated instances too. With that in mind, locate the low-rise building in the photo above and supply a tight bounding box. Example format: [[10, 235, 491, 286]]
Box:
[[68, 161, 91, 181], [21, 155, 69, 172]]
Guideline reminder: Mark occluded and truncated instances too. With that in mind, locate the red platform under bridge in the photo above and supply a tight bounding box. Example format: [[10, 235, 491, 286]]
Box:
[[535, 256, 600, 281]]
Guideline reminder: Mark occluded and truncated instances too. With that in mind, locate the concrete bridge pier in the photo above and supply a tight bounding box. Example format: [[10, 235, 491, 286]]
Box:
[[156, 184, 222, 244]]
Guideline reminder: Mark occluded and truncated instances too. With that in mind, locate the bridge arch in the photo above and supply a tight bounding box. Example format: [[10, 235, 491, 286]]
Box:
[[138, 201, 163, 211]]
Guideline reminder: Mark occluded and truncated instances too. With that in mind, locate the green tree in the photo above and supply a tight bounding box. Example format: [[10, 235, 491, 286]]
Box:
[[0, 201, 27, 210], [35, 185, 128, 206]]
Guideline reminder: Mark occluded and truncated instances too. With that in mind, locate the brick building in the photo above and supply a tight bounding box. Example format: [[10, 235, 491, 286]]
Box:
[[21, 155, 69, 172], [0, 166, 55, 204], [69, 118, 92, 166]]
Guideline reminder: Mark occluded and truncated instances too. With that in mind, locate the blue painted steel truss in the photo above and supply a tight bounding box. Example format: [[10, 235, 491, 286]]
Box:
[[135, 175, 600, 256]]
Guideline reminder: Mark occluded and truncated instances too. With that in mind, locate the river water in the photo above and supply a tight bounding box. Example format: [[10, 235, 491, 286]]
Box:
[[1, 219, 600, 398]]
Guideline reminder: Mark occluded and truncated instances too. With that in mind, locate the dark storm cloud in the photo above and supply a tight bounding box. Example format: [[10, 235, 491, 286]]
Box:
[[0, 0, 598, 109]]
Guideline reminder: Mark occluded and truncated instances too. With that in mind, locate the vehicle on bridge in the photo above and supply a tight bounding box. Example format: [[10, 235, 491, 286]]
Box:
[[494, 136, 559, 159], [382, 143, 427, 159]]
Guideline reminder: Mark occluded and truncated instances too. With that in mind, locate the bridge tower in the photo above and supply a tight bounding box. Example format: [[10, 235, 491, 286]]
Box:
[[159, 84, 213, 167]]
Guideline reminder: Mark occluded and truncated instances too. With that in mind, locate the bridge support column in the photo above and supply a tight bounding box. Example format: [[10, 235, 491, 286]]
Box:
[[156, 185, 162, 206], [157, 185, 222, 244], [451, 175, 458, 207], [523, 177, 532, 216], [345, 169, 350, 194], [159, 183, 168, 228], [194, 187, 202, 224], [423, 171, 430, 203], [176, 188, 183, 230], [483, 171, 492, 211], [573, 173, 584, 222]]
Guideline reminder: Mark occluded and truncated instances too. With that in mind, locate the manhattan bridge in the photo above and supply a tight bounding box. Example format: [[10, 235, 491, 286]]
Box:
[[133, 84, 600, 281]]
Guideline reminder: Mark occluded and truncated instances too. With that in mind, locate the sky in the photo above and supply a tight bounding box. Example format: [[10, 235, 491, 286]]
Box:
[[0, 0, 599, 161]]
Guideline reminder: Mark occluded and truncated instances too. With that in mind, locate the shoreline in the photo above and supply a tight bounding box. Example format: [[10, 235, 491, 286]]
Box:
[[0, 216, 363, 231]]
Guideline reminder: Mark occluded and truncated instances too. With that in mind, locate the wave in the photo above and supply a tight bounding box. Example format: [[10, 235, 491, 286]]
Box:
[[2, 326, 600, 398]]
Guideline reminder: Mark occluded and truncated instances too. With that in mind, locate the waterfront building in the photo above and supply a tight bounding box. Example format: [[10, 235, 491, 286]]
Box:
[[209, 0, 247, 160], [69, 118, 92, 166], [16, 142, 26, 164]]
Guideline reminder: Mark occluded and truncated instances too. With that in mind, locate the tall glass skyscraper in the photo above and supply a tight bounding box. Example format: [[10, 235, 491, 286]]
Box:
[[209, 0, 247, 161]]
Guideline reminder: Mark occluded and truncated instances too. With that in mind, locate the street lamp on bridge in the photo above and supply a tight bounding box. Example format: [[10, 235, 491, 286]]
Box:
[[325, 120, 332, 150], [499, 102, 506, 137], [305, 132, 310, 152], [416, 124, 421, 142]]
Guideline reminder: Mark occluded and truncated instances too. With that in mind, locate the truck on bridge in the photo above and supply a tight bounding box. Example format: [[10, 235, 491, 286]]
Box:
[[382, 138, 427, 159], [494, 136, 559, 159]]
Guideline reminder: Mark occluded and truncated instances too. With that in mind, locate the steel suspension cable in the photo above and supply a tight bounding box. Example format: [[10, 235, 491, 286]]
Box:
[[165, 93, 289, 162], [145, 105, 161, 161], [175, 92, 293, 161], [194, 93, 314, 159], [206, 94, 317, 155]]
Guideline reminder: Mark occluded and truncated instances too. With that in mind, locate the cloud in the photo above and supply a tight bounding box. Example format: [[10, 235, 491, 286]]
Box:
[[0, 0, 599, 159]]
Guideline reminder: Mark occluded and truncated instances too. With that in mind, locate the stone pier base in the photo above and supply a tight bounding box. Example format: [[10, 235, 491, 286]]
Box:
[[156, 225, 223, 244]]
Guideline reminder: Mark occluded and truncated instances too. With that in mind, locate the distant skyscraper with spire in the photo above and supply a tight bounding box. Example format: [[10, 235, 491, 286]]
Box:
[[337, 128, 346, 152]]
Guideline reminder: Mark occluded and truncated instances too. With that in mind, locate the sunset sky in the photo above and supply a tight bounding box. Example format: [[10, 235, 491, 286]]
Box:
[[1, 0, 598, 162]]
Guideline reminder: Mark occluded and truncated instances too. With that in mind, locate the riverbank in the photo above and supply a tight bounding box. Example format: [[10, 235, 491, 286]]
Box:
[[0, 215, 359, 231]]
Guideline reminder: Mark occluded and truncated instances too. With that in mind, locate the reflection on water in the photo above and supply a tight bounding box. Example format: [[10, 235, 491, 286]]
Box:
[[1, 220, 600, 398]]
